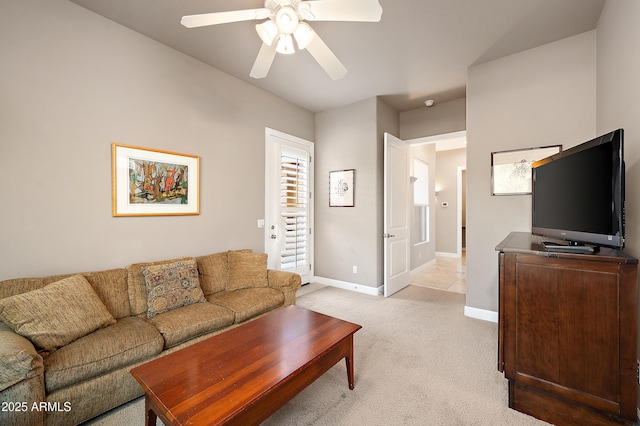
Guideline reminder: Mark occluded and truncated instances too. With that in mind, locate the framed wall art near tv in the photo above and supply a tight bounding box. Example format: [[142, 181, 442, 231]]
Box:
[[112, 143, 200, 216], [491, 145, 561, 195], [329, 169, 355, 207]]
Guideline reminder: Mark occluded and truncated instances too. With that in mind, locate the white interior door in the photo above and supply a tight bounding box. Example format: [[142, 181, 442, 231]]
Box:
[[265, 128, 314, 284], [384, 133, 411, 297]]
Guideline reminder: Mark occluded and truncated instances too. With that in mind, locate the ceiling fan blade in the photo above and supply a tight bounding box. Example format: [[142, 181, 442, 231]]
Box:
[[299, 0, 383, 22], [181, 8, 271, 28], [250, 43, 277, 79], [305, 33, 347, 80]]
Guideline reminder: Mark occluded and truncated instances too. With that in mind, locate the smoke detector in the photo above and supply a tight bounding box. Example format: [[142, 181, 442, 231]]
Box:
[[424, 100, 435, 107]]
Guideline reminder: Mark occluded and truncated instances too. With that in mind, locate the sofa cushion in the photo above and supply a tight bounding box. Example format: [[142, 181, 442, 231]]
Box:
[[82, 269, 131, 319], [126, 256, 193, 317], [148, 302, 235, 349], [227, 251, 268, 291], [0, 321, 43, 392], [0, 268, 130, 320], [142, 258, 206, 319], [0, 275, 116, 351], [43, 316, 163, 393], [207, 288, 284, 323], [196, 252, 230, 295]]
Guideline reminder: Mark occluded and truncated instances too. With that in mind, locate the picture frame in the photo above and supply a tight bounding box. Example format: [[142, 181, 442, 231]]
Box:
[[112, 143, 200, 216], [329, 169, 355, 207], [491, 145, 561, 196]]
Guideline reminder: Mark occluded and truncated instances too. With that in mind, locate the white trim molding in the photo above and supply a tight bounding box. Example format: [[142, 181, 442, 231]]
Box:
[[464, 305, 498, 323], [406, 130, 467, 151], [314, 276, 382, 296], [435, 251, 460, 259]]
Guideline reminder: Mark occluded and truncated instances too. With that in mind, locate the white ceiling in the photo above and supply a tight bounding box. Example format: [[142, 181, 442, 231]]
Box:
[[68, 0, 605, 113]]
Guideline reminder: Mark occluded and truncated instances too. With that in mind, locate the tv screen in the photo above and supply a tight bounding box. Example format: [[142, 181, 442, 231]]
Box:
[[531, 129, 624, 250]]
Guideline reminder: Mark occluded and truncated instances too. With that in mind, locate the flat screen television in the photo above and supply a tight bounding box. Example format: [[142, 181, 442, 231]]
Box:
[[531, 128, 625, 252]]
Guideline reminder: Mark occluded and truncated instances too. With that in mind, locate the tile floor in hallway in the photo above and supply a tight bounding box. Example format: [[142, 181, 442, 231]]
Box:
[[410, 252, 466, 294]]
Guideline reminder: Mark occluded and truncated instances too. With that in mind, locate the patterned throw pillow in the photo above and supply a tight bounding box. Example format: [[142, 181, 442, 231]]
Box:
[[142, 258, 206, 319]]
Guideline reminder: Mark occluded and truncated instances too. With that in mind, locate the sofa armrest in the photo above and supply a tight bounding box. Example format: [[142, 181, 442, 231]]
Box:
[[267, 270, 302, 293], [0, 322, 43, 392]]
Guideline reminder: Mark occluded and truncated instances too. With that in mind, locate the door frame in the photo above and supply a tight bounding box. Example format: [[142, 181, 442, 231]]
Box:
[[264, 128, 314, 284], [457, 166, 467, 257]]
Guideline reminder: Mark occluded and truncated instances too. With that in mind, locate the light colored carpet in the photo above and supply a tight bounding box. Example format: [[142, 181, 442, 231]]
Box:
[[84, 285, 550, 426]]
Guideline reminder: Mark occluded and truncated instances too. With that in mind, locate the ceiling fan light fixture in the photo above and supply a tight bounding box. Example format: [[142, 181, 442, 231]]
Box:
[[293, 22, 315, 50], [275, 6, 299, 34], [276, 34, 296, 54], [256, 20, 279, 46], [180, 0, 384, 79]]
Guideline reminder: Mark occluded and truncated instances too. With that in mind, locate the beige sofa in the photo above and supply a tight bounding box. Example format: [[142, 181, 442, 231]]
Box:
[[0, 249, 301, 426]]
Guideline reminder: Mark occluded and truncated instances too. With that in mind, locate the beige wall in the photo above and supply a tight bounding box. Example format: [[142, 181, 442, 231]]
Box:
[[466, 31, 597, 313], [435, 148, 466, 254], [0, 0, 314, 280], [314, 98, 398, 289], [596, 2, 640, 410], [596, 0, 640, 260], [400, 98, 466, 140]]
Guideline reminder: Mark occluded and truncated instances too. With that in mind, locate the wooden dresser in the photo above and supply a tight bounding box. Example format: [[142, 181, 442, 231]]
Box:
[[496, 232, 638, 425]]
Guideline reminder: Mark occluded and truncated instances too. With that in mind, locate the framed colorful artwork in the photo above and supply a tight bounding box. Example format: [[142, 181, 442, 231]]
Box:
[[111, 143, 200, 216]]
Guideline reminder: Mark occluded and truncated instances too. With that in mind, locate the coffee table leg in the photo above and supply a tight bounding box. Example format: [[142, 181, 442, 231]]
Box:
[[345, 335, 355, 390], [145, 395, 157, 426]]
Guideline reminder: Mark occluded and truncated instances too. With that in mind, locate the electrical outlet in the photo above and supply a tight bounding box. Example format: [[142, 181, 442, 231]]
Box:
[[352, 266, 358, 274]]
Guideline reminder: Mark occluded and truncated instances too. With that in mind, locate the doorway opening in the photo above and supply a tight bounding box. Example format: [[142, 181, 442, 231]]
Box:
[[407, 131, 466, 294]]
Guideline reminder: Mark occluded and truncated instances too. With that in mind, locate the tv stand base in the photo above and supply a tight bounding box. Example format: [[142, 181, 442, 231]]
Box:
[[509, 381, 635, 426], [542, 241, 599, 253]]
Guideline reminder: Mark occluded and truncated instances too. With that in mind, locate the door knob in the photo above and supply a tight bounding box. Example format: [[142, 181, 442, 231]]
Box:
[[383, 233, 395, 238]]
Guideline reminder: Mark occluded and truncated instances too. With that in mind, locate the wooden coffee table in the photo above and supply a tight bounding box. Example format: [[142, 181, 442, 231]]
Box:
[[130, 305, 362, 425]]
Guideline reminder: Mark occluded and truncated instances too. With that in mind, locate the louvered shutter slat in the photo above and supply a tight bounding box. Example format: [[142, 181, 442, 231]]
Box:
[[280, 154, 309, 271]]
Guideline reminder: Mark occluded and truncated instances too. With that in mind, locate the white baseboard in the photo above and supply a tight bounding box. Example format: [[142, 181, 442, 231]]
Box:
[[314, 277, 499, 323], [314, 276, 382, 296], [464, 305, 498, 323], [435, 251, 461, 258]]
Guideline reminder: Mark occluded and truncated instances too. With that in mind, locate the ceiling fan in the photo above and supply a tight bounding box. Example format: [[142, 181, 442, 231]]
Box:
[[181, 0, 383, 80]]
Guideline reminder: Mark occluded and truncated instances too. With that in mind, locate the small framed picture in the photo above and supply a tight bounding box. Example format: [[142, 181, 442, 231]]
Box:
[[491, 145, 561, 195], [112, 143, 200, 216], [329, 169, 355, 207]]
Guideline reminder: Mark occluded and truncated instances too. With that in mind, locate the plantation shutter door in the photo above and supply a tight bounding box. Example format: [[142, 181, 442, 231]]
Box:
[[280, 151, 308, 272]]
